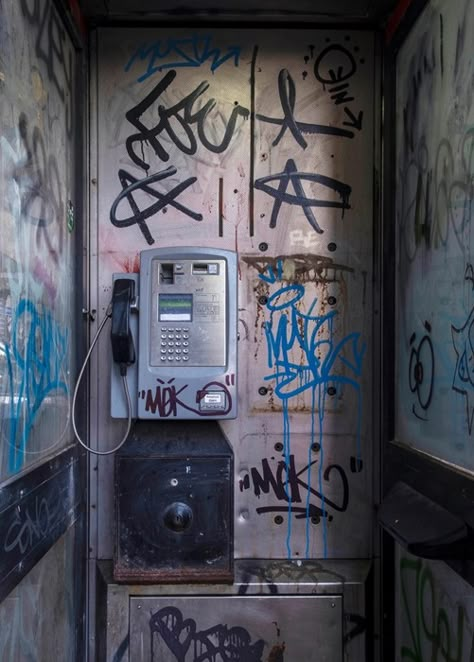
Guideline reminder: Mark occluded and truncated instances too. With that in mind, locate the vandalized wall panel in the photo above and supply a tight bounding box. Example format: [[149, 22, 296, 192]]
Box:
[[395, 546, 474, 661], [92, 28, 375, 560], [0, 528, 78, 661], [0, 0, 77, 480], [395, 0, 474, 469]]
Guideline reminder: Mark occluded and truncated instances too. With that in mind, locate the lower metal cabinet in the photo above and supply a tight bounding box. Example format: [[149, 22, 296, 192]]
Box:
[[130, 595, 342, 661]]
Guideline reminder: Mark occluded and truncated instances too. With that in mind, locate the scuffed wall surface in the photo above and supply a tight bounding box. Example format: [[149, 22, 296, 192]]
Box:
[[395, 0, 474, 468], [0, 528, 77, 661], [395, 546, 474, 661], [0, 0, 77, 480], [92, 28, 374, 559]]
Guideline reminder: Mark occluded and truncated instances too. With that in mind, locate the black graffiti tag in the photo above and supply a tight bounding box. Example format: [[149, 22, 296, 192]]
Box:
[[239, 455, 349, 521], [110, 167, 203, 245], [409, 322, 434, 421], [254, 158, 351, 233], [125, 69, 249, 170], [256, 68, 356, 146], [150, 606, 265, 662]]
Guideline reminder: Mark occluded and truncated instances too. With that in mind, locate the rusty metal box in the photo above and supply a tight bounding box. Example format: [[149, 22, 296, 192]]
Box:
[[114, 421, 233, 583]]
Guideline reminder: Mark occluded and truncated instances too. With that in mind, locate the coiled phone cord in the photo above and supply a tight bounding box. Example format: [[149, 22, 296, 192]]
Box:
[[72, 305, 133, 455]]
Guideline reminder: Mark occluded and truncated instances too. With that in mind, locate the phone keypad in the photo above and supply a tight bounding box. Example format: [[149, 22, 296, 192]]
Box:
[[159, 327, 190, 362]]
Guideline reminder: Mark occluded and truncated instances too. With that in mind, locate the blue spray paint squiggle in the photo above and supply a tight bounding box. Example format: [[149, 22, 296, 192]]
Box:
[[4, 299, 69, 474], [259, 259, 365, 558]]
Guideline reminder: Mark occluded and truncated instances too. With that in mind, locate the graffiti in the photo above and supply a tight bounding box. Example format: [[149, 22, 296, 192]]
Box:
[[125, 35, 241, 82], [261, 260, 365, 400], [409, 322, 435, 421], [254, 158, 351, 234], [452, 306, 474, 434], [398, 128, 474, 265], [124, 70, 249, 170], [257, 260, 364, 557], [12, 114, 65, 264], [4, 298, 69, 473], [141, 379, 232, 418], [312, 43, 364, 132], [150, 606, 264, 662], [4, 494, 62, 555], [239, 455, 349, 521], [400, 556, 472, 662], [256, 68, 356, 145], [109, 166, 203, 245], [20, 0, 73, 134], [237, 559, 348, 596]]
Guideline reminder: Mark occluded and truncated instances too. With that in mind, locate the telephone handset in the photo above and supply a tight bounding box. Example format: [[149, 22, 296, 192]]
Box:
[[111, 247, 237, 420], [110, 279, 136, 375]]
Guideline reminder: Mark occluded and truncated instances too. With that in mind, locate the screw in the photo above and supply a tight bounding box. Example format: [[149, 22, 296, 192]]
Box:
[[274, 515, 284, 525], [328, 296, 337, 305], [259, 242, 268, 252], [258, 386, 268, 395], [327, 386, 337, 396], [274, 442, 284, 452], [311, 443, 321, 453], [328, 242, 337, 252], [311, 516, 320, 525], [258, 295, 268, 305]]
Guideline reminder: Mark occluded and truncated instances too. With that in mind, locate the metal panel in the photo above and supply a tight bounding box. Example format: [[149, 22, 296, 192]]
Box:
[[0, 447, 81, 603], [395, 545, 474, 661], [130, 595, 342, 661], [91, 27, 375, 560], [97, 559, 369, 661], [394, 0, 474, 471]]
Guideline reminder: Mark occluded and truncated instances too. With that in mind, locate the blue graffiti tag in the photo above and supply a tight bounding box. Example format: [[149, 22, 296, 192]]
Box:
[[125, 35, 241, 82], [4, 299, 69, 473], [260, 260, 365, 557]]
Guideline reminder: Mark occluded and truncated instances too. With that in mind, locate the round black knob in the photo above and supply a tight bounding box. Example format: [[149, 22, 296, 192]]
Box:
[[163, 502, 193, 532]]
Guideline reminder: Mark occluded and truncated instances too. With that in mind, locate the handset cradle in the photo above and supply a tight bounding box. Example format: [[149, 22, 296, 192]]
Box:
[[111, 278, 136, 376]]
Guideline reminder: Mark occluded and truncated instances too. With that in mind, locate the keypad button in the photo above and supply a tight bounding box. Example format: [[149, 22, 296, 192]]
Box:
[[183, 348, 189, 354], [183, 334, 189, 340], [183, 341, 189, 347], [160, 356, 166, 362], [183, 356, 189, 361], [176, 356, 182, 361], [161, 334, 167, 339], [175, 334, 182, 340], [175, 341, 181, 347], [175, 327, 181, 332], [160, 349, 167, 354], [182, 327, 189, 332], [168, 341, 174, 347], [167, 334, 174, 339], [168, 348, 174, 354]]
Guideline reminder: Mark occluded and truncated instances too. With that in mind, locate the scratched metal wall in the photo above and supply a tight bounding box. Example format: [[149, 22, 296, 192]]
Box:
[[0, 527, 78, 660], [395, 545, 474, 660], [395, 0, 474, 471], [91, 27, 375, 560], [0, 0, 77, 480]]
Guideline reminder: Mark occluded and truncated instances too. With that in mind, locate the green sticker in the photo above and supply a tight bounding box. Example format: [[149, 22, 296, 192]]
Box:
[[67, 200, 75, 233]]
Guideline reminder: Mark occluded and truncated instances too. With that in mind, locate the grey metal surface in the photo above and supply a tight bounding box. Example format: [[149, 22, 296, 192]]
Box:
[[97, 559, 369, 661], [91, 25, 375, 561], [130, 594, 342, 661]]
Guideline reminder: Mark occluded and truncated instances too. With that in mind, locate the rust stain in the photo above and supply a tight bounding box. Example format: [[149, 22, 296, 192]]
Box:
[[267, 642, 286, 661]]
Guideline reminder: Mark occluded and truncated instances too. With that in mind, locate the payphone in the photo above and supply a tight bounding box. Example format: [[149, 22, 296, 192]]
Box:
[[110, 247, 238, 421]]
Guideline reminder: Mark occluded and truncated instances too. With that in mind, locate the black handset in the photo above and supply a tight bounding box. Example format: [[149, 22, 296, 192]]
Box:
[[111, 278, 136, 375]]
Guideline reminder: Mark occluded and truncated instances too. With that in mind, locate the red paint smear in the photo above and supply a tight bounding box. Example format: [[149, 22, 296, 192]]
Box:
[[67, 0, 87, 37], [385, 0, 414, 45], [118, 254, 141, 273]]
